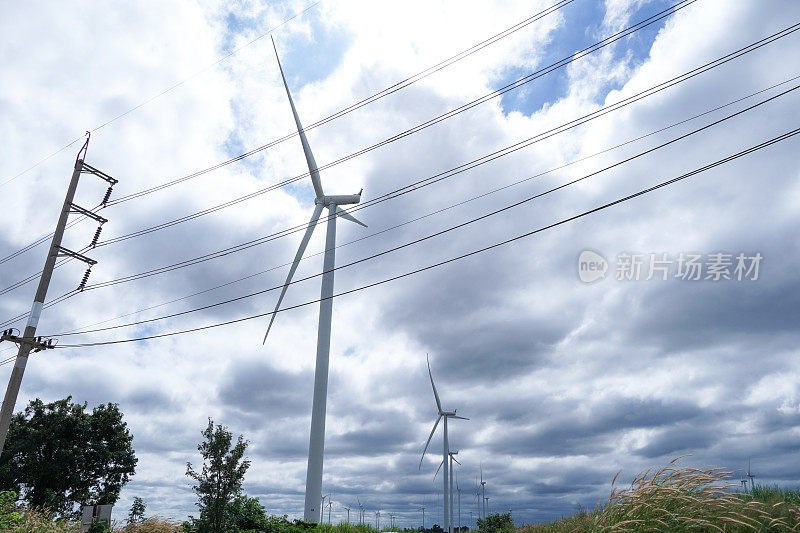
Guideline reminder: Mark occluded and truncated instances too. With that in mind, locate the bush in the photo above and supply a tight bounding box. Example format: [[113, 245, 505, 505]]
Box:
[[0, 490, 21, 529], [476, 512, 514, 533]]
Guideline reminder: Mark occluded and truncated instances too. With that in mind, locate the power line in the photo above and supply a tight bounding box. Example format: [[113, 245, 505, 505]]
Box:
[[48, 126, 800, 347], [93, 0, 693, 247], [0, 0, 573, 265], [80, 30, 800, 287], [39, 73, 800, 336], [104, 0, 575, 205], [1, 23, 795, 301], [0, 1, 321, 192], [48, 86, 800, 337]]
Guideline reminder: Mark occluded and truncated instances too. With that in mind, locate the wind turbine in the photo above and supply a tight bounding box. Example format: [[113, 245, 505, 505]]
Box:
[[321, 494, 327, 523], [344, 506, 351, 524], [747, 459, 756, 492], [327, 494, 333, 524], [420, 356, 468, 533], [456, 475, 462, 532], [474, 478, 481, 522], [265, 38, 366, 523], [375, 510, 381, 529], [434, 451, 461, 532], [480, 466, 487, 520], [358, 498, 365, 524], [419, 496, 426, 529]]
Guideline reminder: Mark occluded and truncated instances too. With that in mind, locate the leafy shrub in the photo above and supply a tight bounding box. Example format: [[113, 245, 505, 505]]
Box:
[[0, 490, 21, 529], [476, 512, 514, 533]]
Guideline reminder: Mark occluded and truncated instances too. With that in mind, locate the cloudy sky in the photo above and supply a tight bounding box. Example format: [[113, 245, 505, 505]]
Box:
[[1, 0, 799, 526]]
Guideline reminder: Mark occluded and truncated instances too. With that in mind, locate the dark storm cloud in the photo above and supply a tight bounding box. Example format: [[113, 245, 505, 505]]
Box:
[[490, 397, 703, 457], [625, 268, 800, 356], [218, 360, 313, 419], [633, 424, 717, 459], [326, 420, 417, 457]]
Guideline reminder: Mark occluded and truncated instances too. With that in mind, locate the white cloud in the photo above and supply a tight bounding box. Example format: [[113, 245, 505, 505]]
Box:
[[1, 0, 799, 525]]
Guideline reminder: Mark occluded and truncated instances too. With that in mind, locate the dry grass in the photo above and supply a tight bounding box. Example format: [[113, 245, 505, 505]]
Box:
[[521, 457, 800, 532], [12, 508, 79, 533], [117, 517, 182, 533]]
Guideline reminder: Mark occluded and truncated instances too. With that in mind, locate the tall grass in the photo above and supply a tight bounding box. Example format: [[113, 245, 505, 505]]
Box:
[[522, 458, 800, 532], [12, 509, 79, 533], [117, 517, 182, 533]]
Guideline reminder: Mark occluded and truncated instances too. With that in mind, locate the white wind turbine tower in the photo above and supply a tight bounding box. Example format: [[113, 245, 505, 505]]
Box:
[[480, 465, 487, 520], [420, 356, 468, 533], [264, 38, 366, 523], [434, 450, 461, 531]]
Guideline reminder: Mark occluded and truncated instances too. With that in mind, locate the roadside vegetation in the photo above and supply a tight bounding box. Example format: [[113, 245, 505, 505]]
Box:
[[2, 405, 798, 532]]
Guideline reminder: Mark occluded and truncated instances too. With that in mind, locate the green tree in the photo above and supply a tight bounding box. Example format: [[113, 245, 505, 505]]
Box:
[[0, 397, 137, 516], [476, 512, 514, 533], [186, 419, 250, 533], [128, 496, 146, 524], [226, 493, 268, 531]]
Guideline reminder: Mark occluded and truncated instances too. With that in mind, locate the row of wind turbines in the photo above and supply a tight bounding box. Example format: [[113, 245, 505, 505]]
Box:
[[419, 357, 495, 532], [262, 39, 499, 529]]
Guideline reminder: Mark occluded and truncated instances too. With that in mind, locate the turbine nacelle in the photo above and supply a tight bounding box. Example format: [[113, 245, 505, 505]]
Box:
[[317, 191, 363, 206]]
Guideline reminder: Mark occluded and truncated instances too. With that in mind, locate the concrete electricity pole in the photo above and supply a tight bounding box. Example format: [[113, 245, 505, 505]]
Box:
[[0, 135, 117, 454]]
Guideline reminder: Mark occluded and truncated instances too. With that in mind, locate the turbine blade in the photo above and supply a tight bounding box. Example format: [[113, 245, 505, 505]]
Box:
[[337, 206, 367, 227], [427, 355, 443, 413], [271, 37, 324, 200], [452, 456, 462, 466], [419, 414, 442, 469], [263, 203, 324, 344], [433, 459, 444, 481], [451, 415, 469, 420]]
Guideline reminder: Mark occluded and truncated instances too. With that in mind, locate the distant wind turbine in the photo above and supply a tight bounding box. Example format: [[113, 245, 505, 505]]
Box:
[[420, 356, 468, 533], [344, 507, 351, 524], [457, 475, 462, 532], [419, 496, 426, 529], [747, 459, 756, 492], [480, 465, 487, 520], [265, 38, 366, 523]]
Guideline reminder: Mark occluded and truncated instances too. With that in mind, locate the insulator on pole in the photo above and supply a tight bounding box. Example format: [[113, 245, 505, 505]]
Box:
[[90, 226, 103, 247], [78, 268, 92, 291], [102, 186, 113, 205]]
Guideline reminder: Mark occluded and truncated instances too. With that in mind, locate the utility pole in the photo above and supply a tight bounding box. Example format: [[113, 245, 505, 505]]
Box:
[[0, 135, 116, 454]]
